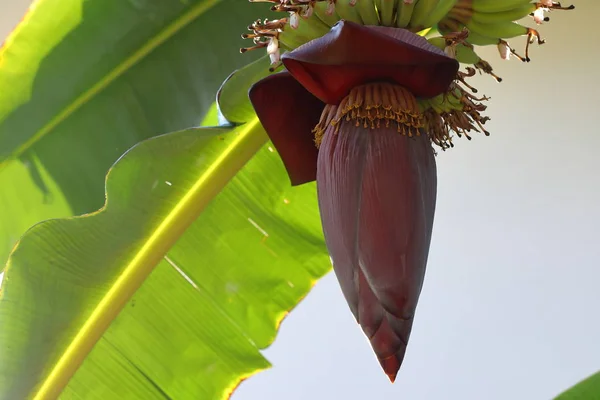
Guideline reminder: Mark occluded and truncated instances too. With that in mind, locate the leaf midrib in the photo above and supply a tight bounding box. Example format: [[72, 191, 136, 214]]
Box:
[[0, 0, 220, 168], [31, 118, 266, 400]]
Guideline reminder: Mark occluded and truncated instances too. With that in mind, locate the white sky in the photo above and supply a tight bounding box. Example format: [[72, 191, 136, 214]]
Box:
[[2, 1, 599, 399]]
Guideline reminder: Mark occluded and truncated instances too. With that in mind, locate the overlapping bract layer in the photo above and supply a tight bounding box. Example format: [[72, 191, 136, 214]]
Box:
[[248, 22, 453, 381], [316, 98, 437, 381]]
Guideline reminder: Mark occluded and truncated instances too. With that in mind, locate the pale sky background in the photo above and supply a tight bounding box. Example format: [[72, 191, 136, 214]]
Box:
[[1, 1, 599, 399]]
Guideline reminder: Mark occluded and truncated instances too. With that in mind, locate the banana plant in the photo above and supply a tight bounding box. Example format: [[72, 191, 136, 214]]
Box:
[[0, 0, 586, 399]]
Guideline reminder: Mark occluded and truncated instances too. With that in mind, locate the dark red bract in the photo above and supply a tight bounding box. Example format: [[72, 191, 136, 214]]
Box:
[[283, 22, 458, 104], [248, 72, 324, 186], [249, 20, 457, 382]]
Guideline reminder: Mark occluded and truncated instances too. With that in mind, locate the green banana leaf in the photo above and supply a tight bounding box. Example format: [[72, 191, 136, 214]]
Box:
[[0, 0, 333, 397], [0, 0, 270, 266], [555, 371, 600, 400], [0, 113, 330, 397]]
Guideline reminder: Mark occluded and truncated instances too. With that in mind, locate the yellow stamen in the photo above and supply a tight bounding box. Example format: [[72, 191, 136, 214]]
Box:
[[312, 83, 424, 148]]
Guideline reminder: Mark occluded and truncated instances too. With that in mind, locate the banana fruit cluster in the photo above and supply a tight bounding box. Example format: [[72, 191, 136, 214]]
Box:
[[242, 0, 574, 146]]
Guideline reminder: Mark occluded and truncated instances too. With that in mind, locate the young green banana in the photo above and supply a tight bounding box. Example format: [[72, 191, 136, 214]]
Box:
[[421, 0, 459, 28], [396, 0, 417, 28], [409, 0, 441, 29], [379, 0, 396, 26], [466, 19, 529, 39], [355, 0, 380, 24], [470, 3, 536, 24], [334, 0, 364, 24], [313, 1, 341, 26], [470, 0, 534, 14], [458, 30, 499, 46], [279, 13, 332, 49]]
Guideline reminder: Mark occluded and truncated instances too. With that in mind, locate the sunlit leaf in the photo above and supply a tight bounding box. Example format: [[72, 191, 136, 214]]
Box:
[[0, 0, 269, 265], [0, 118, 329, 398]]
